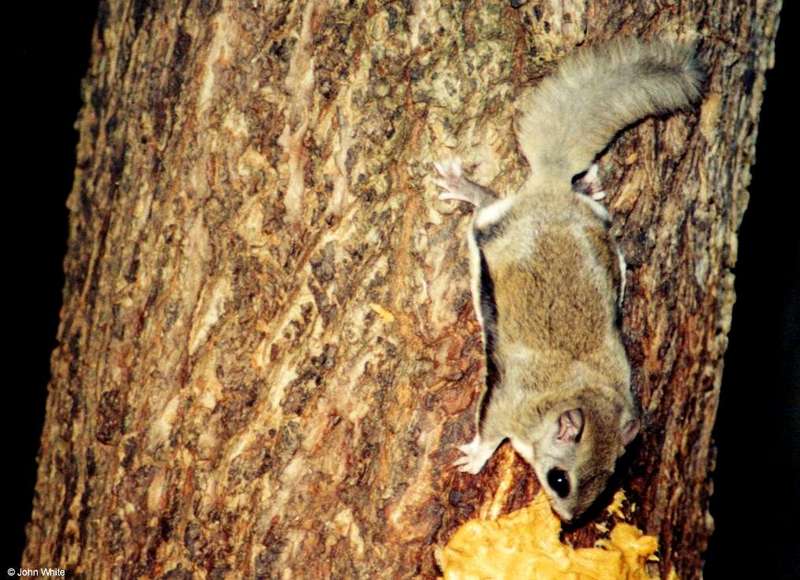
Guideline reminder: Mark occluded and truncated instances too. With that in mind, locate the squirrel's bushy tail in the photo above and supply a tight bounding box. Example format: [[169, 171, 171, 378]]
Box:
[[516, 38, 704, 182]]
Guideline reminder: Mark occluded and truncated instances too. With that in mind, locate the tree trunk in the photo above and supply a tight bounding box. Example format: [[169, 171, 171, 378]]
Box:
[[24, 1, 781, 578]]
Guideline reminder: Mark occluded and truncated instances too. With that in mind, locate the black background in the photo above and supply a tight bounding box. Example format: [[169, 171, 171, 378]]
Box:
[[5, 3, 797, 577]]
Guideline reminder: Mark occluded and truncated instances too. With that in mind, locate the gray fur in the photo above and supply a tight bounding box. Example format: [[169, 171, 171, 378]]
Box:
[[516, 38, 704, 182]]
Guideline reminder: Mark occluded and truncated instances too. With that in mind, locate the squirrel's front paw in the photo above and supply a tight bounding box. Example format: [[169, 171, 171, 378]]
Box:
[[452, 435, 496, 474], [433, 159, 476, 205]]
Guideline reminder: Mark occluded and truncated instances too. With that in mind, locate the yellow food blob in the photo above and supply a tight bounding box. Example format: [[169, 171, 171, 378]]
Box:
[[438, 492, 661, 580]]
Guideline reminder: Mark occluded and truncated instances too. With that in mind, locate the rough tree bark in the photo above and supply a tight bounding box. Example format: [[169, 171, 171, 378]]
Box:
[[24, 1, 781, 578]]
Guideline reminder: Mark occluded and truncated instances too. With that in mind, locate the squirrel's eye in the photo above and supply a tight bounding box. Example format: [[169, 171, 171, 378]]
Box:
[[547, 468, 570, 498]]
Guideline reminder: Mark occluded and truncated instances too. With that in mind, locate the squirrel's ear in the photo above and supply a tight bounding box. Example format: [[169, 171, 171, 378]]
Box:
[[556, 409, 584, 443], [622, 418, 639, 446]]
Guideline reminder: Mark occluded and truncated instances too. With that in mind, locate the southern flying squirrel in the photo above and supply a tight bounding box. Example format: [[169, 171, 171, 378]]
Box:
[[434, 38, 704, 521]]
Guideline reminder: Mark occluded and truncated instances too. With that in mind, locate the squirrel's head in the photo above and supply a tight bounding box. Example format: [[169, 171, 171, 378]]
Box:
[[518, 396, 639, 522]]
